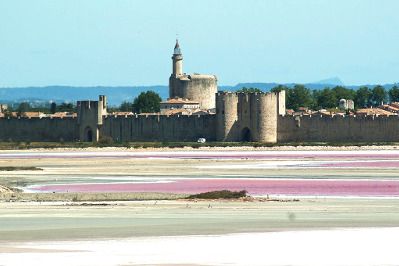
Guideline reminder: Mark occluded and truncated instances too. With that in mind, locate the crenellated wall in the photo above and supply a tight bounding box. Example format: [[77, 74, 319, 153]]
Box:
[[100, 114, 216, 142], [0, 117, 78, 142], [216, 91, 283, 143], [278, 115, 399, 142], [4, 92, 399, 144]]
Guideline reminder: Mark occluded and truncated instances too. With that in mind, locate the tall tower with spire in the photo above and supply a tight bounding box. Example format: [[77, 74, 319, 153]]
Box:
[[172, 39, 183, 77], [168, 40, 218, 110]]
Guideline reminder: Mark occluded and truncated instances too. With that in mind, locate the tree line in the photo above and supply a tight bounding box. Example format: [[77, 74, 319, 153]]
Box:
[[5, 85, 398, 116], [3, 102, 76, 115], [239, 85, 399, 111], [3, 91, 162, 115]]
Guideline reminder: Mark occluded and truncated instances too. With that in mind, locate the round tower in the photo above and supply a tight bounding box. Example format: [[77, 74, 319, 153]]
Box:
[[216, 92, 238, 141], [172, 39, 183, 76], [257, 93, 278, 143], [168, 40, 218, 110]]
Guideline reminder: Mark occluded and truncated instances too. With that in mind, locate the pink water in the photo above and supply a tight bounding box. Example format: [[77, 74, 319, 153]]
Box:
[[33, 179, 399, 196]]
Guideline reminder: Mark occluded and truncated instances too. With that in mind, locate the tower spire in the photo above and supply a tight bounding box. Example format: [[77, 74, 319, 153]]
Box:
[[172, 39, 183, 76], [174, 39, 181, 55]]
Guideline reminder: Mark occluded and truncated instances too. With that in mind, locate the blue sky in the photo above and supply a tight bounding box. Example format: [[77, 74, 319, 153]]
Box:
[[0, 0, 398, 87]]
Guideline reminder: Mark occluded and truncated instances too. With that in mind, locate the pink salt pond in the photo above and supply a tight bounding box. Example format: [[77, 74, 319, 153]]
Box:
[[32, 179, 399, 197]]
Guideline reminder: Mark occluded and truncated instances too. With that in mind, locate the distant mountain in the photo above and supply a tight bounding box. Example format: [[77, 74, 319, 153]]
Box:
[[314, 77, 345, 86]]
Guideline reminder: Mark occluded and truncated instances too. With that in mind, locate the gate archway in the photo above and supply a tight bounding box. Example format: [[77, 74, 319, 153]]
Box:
[[84, 126, 93, 142], [241, 127, 251, 142]]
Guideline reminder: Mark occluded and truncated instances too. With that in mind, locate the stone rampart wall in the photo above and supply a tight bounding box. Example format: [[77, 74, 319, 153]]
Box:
[[278, 115, 399, 142], [0, 117, 78, 142]]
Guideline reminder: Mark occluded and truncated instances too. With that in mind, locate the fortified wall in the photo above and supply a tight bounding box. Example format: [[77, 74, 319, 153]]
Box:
[[100, 114, 216, 142], [2, 92, 399, 143], [278, 115, 399, 142], [0, 117, 78, 142]]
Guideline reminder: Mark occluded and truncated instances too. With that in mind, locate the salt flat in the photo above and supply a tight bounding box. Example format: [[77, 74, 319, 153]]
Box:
[[1, 228, 398, 266], [1, 147, 399, 265]]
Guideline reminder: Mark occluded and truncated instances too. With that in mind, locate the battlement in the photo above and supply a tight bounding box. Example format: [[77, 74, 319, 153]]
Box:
[[278, 114, 399, 143], [1, 116, 76, 121], [77, 100, 98, 109], [216, 91, 281, 97], [104, 114, 214, 120], [283, 114, 399, 120]]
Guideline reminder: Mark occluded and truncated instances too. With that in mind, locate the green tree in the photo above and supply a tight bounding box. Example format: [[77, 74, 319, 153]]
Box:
[[270, 85, 288, 93], [286, 84, 313, 110], [316, 88, 337, 109], [132, 91, 162, 114], [119, 101, 133, 112], [57, 103, 75, 112], [311, 90, 321, 110], [17, 102, 31, 116], [237, 87, 263, 93], [354, 86, 372, 108], [389, 85, 399, 102], [332, 86, 355, 100], [371, 85, 387, 106]]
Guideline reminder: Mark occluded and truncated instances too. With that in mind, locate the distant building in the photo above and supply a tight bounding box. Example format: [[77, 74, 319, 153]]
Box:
[[50, 112, 77, 118], [160, 98, 200, 114], [339, 99, 354, 110], [20, 112, 46, 118], [380, 103, 399, 113], [0, 104, 7, 113], [356, 107, 396, 116], [108, 112, 134, 117]]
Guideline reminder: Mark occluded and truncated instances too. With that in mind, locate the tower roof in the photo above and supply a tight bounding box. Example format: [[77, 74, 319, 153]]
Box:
[[173, 39, 182, 55]]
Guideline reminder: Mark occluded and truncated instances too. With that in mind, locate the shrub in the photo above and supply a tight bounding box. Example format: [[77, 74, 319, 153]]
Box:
[[98, 136, 114, 145], [187, 190, 248, 199]]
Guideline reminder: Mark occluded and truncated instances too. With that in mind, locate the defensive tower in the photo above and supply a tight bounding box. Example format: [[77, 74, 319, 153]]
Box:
[[168, 40, 218, 110], [77, 95, 107, 142], [216, 91, 285, 143]]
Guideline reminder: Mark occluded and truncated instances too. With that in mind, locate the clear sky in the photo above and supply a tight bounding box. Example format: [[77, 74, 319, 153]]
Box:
[[0, 0, 398, 87]]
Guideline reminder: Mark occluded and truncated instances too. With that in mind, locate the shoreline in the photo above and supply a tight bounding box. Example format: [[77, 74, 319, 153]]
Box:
[[0, 191, 188, 202], [1, 144, 399, 152]]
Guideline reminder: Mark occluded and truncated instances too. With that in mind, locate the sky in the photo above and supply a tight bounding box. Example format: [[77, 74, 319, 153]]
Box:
[[0, 0, 398, 87]]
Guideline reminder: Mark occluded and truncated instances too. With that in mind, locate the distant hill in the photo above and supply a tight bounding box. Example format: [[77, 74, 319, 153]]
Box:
[[0, 86, 169, 106], [314, 77, 345, 86], [1, 80, 398, 106]]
